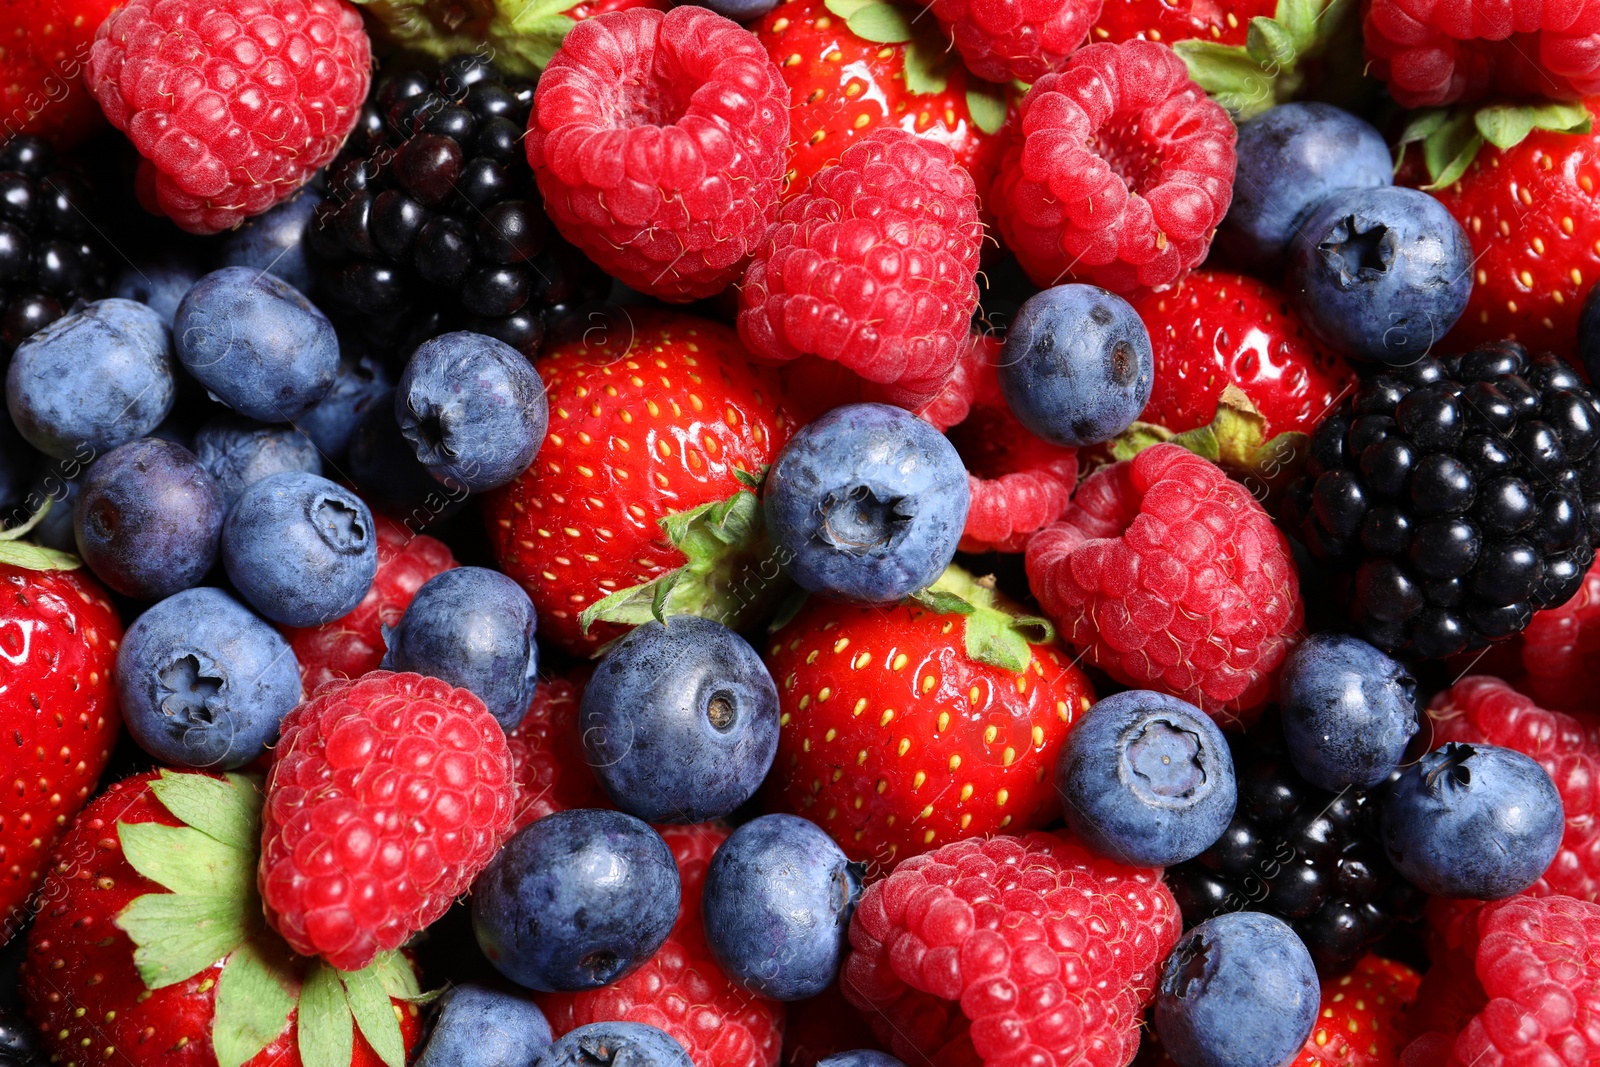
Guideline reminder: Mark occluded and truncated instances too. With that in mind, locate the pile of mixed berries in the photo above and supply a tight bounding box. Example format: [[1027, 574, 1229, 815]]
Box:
[[7, 0, 1600, 1066]]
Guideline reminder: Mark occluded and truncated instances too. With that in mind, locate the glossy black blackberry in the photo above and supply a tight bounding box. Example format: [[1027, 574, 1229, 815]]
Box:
[[0, 137, 107, 358], [1284, 343, 1600, 659], [307, 54, 606, 358], [1165, 721, 1424, 975]]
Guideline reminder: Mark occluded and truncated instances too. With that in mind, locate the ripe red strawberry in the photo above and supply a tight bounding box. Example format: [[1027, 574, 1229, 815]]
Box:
[[921, 0, 1101, 83], [840, 832, 1182, 1067], [1405, 114, 1600, 361], [483, 308, 794, 654], [86, 0, 372, 233], [259, 671, 515, 971], [763, 566, 1095, 869], [280, 515, 456, 694], [737, 127, 984, 408], [1026, 443, 1304, 725], [0, 0, 123, 149], [992, 39, 1237, 292], [0, 530, 121, 942], [23, 770, 424, 1067], [1292, 955, 1422, 1067], [506, 670, 612, 831], [541, 823, 786, 1067], [1090, 0, 1263, 47], [754, 0, 1013, 203]]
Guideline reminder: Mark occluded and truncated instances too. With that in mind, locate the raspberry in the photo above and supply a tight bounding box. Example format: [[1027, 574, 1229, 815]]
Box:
[[1363, 0, 1600, 106], [259, 671, 515, 971], [528, 6, 790, 302], [506, 671, 613, 832], [991, 40, 1235, 293], [737, 128, 984, 408], [839, 833, 1182, 1067], [1025, 443, 1304, 725], [923, 0, 1102, 84], [1512, 555, 1600, 714], [1402, 895, 1600, 1067], [541, 824, 786, 1067], [784, 983, 883, 1067], [86, 0, 371, 235], [280, 516, 457, 694]]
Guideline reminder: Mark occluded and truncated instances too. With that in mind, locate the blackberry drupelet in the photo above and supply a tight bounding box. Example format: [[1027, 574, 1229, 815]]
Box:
[[1285, 344, 1600, 659], [1164, 720, 1425, 975], [307, 55, 606, 359], [0, 137, 108, 358]]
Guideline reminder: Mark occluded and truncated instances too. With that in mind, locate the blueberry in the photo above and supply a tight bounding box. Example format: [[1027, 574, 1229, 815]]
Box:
[[671, 0, 779, 19], [297, 350, 393, 461], [19, 468, 78, 551], [1287, 187, 1473, 365], [998, 284, 1153, 447], [817, 1055, 906, 1067], [382, 567, 539, 730], [0, 418, 35, 520], [348, 393, 470, 527], [116, 587, 302, 768], [471, 809, 681, 992], [6, 299, 174, 460], [537, 1023, 692, 1067], [221, 471, 377, 627], [396, 331, 548, 492], [702, 814, 862, 1000], [1380, 741, 1564, 899], [414, 985, 552, 1067], [173, 267, 339, 422], [1216, 103, 1393, 273], [581, 615, 779, 823], [74, 438, 225, 600], [1279, 634, 1418, 791], [110, 251, 206, 327], [763, 404, 968, 604], [1056, 691, 1236, 867], [1154, 911, 1319, 1067], [193, 415, 322, 510], [217, 186, 321, 295]]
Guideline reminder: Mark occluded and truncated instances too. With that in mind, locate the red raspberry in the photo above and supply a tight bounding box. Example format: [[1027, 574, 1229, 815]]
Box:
[[1402, 894, 1600, 1067], [923, 0, 1103, 84], [505, 671, 613, 832], [1025, 443, 1303, 725], [841, 833, 1181, 1067], [992, 40, 1235, 293], [738, 127, 984, 408], [541, 823, 786, 1067], [86, 0, 370, 235], [784, 983, 884, 1067], [280, 515, 457, 694], [1507, 555, 1600, 714], [1363, 0, 1600, 106], [528, 6, 789, 302], [259, 671, 515, 971]]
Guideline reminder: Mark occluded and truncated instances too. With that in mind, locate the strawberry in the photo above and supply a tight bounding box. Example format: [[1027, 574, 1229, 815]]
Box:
[[0, 515, 120, 942], [0, 0, 122, 149], [763, 565, 1095, 871], [1399, 101, 1600, 362], [753, 0, 1012, 202], [22, 770, 425, 1067], [483, 308, 795, 655], [1091, 0, 1264, 47], [1292, 954, 1422, 1067]]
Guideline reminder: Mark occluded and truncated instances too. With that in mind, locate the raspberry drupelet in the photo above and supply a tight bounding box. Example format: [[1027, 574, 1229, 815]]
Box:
[[923, 0, 1103, 84]]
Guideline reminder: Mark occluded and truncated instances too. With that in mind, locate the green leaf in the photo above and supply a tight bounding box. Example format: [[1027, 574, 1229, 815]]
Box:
[[962, 611, 1033, 673], [369, 951, 423, 1001], [1108, 421, 1177, 462], [1475, 100, 1592, 149], [965, 86, 1007, 135], [1171, 41, 1276, 117], [116, 893, 253, 989], [732, 466, 765, 490], [822, 0, 873, 17], [298, 963, 354, 1067], [845, 2, 913, 43], [904, 41, 949, 96], [1169, 425, 1222, 463], [0, 541, 80, 571], [1420, 109, 1484, 189], [118, 821, 255, 899], [149, 772, 261, 852], [341, 966, 406, 1067], [505, 14, 577, 68], [1397, 107, 1450, 149], [909, 587, 977, 616], [920, 566, 1055, 673], [1270, 0, 1325, 44], [766, 586, 809, 634], [0, 497, 52, 542], [1245, 17, 1298, 68], [212, 938, 297, 1067]]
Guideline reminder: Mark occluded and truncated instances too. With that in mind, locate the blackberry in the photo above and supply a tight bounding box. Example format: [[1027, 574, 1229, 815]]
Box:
[[0, 137, 108, 358], [307, 55, 606, 359], [1285, 343, 1600, 659], [1164, 720, 1424, 975]]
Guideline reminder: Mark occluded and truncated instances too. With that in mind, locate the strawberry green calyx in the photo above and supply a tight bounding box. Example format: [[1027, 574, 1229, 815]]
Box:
[[0, 498, 79, 572], [1110, 385, 1309, 500], [348, 0, 576, 76], [909, 565, 1055, 673], [578, 478, 794, 642], [113, 771, 423, 1067], [1174, 0, 1356, 120], [1397, 100, 1593, 190]]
